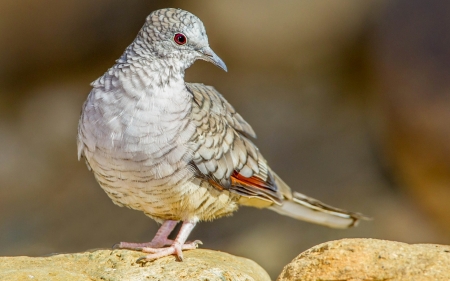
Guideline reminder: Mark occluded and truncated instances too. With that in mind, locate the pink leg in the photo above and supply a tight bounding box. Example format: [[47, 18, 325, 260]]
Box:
[[137, 221, 200, 262], [116, 220, 178, 250]]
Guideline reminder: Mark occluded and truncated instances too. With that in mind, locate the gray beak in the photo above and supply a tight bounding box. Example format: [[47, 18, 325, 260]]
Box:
[[199, 47, 227, 72]]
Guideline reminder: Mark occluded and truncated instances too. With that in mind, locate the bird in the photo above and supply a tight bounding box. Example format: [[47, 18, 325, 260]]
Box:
[[77, 8, 367, 262]]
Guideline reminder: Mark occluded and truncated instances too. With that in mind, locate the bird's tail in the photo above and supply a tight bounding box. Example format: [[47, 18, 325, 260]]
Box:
[[269, 174, 368, 229]]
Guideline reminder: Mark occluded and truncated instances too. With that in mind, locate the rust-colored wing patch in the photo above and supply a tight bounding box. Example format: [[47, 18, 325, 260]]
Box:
[[230, 171, 282, 205], [231, 171, 272, 190]]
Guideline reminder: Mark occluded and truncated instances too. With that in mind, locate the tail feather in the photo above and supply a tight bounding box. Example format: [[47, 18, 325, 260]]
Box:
[[270, 191, 368, 228]]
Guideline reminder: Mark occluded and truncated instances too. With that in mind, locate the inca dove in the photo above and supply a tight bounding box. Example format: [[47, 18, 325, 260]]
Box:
[[77, 8, 367, 262]]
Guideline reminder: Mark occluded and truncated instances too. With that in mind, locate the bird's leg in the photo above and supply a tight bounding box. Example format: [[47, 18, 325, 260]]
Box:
[[137, 220, 201, 262], [116, 220, 178, 250]]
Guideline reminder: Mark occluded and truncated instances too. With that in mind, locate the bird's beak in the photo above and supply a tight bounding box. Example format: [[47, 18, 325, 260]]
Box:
[[199, 47, 227, 72]]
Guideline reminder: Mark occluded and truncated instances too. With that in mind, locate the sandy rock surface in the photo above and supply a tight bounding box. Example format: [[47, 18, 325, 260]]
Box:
[[0, 249, 270, 281], [278, 238, 450, 281]]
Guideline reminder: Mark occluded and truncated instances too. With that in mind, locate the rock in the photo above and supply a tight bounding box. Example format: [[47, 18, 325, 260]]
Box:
[[0, 249, 270, 281], [278, 238, 450, 281], [375, 0, 450, 235]]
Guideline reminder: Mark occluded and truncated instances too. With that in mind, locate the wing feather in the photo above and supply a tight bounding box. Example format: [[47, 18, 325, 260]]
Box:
[[187, 83, 282, 204]]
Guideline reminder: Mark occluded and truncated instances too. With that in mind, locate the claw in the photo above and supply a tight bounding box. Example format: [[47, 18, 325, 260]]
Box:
[[193, 240, 203, 246], [136, 256, 149, 264]]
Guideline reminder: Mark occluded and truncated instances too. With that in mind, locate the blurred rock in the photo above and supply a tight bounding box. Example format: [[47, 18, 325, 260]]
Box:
[[374, 0, 450, 233], [278, 238, 450, 281], [0, 249, 270, 281]]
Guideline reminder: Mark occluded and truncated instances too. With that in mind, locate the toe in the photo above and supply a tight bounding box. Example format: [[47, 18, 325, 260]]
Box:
[[135, 247, 177, 262], [173, 245, 184, 261], [141, 247, 169, 253]]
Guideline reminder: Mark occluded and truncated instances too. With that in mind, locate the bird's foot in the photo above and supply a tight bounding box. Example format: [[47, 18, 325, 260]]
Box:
[[113, 220, 198, 263], [137, 240, 202, 263], [114, 238, 173, 250]]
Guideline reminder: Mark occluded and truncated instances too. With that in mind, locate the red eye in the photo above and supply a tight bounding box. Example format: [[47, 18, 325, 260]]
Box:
[[174, 33, 187, 45]]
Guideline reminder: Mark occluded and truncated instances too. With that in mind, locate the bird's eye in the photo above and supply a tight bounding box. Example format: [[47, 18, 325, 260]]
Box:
[[173, 33, 187, 45]]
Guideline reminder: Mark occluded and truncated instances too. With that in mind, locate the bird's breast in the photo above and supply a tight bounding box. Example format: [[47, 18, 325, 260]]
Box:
[[78, 82, 198, 211]]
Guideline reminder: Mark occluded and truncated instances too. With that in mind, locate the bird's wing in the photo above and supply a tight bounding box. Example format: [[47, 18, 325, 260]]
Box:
[[187, 83, 283, 205]]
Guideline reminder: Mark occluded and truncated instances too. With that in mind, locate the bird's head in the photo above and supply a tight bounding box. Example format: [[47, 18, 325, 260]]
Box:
[[119, 8, 227, 72]]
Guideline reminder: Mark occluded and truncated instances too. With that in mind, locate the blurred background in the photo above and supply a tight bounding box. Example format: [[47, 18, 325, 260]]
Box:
[[1, 0, 449, 279]]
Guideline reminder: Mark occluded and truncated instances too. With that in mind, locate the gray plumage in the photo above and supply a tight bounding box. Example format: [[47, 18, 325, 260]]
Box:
[[77, 8, 366, 261]]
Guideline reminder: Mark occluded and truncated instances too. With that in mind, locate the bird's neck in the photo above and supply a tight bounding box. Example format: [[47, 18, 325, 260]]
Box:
[[109, 40, 197, 91], [92, 60, 191, 118], [116, 59, 185, 84], [97, 57, 189, 100]]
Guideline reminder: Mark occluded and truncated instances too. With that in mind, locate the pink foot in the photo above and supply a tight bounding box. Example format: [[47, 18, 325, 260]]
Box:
[[137, 240, 202, 262], [114, 220, 199, 263]]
